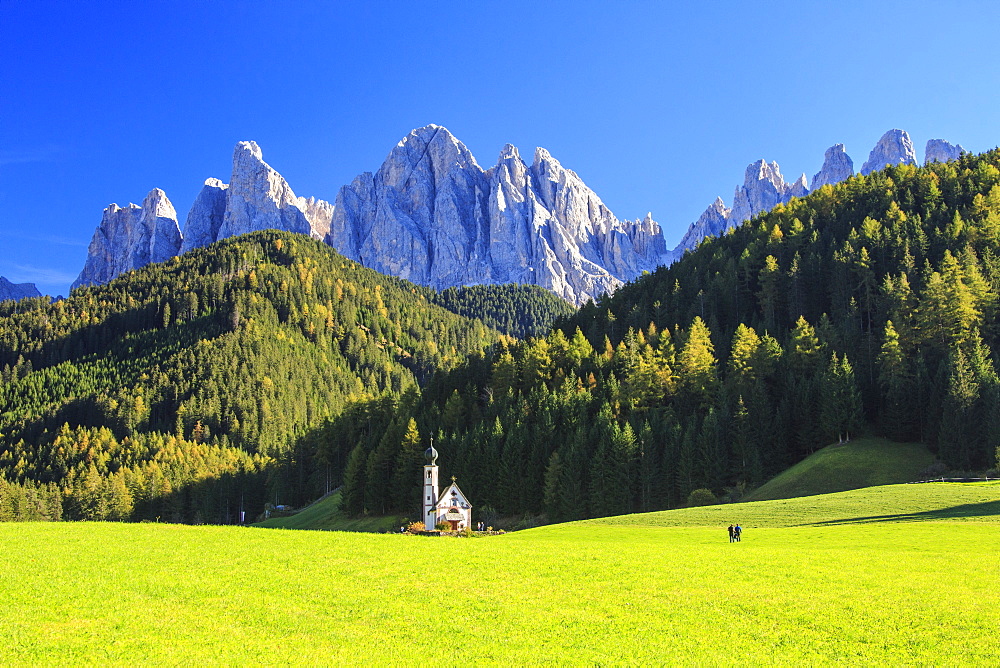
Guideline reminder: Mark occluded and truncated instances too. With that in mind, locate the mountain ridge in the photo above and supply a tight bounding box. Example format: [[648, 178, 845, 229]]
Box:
[[70, 126, 967, 304], [0, 277, 42, 302]]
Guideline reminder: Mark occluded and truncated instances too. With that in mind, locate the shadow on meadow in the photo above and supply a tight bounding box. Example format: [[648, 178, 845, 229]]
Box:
[[801, 500, 1000, 526]]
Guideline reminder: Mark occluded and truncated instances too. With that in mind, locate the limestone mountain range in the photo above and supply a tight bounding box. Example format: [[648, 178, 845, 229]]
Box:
[[66, 126, 965, 305]]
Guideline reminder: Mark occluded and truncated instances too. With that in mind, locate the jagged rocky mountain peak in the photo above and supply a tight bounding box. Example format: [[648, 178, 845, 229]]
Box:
[[391, 124, 478, 164], [379, 124, 483, 197], [81, 141, 332, 287], [144, 187, 175, 217], [729, 158, 794, 224], [532, 146, 586, 186], [495, 143, 524, 170], [72, 188, 182, 290], [397, 122, 444, 145], [181, 178, 230, 253], [533, 146, 554, 164], [323, 125, 667, 304], [217, 140, 326, 241], [235, 140, 264, 161], [745, 159, 782, 184], [925, 139, 965, 164], [0, 276, 42, 302], [812, 143, 854, 189], [787, 173, 809, 199], [674, 196, 732, 256], [861, 129, 917, 175], [73, 123, 967, 304], [499, 143, 520, 159]]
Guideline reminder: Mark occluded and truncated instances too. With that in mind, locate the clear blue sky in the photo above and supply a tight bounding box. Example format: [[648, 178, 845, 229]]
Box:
[[2, 0, 999, 296]]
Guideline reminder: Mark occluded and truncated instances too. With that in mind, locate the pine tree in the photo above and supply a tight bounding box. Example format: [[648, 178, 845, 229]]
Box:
[[542, 451, 563, 520], [820, 353, 863, 444], [339, 445, 367, 515], [878, 320, 914, 440], [968, 333, 1000, 470], [757, 255, 783, 332], [389, 417, 421, 512]]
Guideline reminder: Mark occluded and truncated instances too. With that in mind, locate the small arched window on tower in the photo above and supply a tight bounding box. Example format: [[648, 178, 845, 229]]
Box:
[[427, 471, 431, 479]]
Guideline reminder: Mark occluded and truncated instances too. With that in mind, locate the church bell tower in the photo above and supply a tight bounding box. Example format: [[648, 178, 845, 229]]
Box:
[[423, 442, 439, 529]]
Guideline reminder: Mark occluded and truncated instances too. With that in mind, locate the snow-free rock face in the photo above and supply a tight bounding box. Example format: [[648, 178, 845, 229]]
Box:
[[216, 141, 313, 240], [180, 178, 228, 253], [786, 174, 809, 200], [925, 139, 965, 164], [728, 160, 804, 225], [180, 142, 333, 251], [326, 125, 667, 304], [861, 129, 917, 175], [72, 188, 182, 289], [73, 126, 966, 303], [328, 125, 488, 288], [674, 197, 730, 255], [0, 277, 42, 302], [672, 158, 809, 260], [811, 144, 854, 189], [297, 196, 335, 240]]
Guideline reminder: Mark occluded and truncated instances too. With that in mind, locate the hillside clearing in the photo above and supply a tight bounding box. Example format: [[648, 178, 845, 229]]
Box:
[[744, 436, 936, 502], [253, 491, 405, 532]]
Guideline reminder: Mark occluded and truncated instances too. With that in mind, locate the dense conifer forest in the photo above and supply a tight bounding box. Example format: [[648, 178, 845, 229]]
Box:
[[0, 232, 513, 520], [5, 150, 1000, 524], [326, 150, 1000, 523], [432, 284, 575, 339]]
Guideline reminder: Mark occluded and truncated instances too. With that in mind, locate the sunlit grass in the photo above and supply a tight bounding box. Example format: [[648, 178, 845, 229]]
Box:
[[253, 491, 404, 532], [744, 436, 935, 501], [589, 480, 1000, 528], [2, 483, 998, 664]]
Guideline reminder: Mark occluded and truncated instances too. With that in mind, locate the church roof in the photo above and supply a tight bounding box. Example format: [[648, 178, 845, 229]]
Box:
[[435, 481, 472, 509]]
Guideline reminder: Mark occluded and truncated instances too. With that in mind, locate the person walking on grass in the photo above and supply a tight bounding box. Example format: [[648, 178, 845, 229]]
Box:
[[734, 524, 742, 542], [728, 524, 735, 542]]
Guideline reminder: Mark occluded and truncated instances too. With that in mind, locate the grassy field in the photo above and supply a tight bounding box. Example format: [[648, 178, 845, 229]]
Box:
[[253, 491, 405, 532], [744, 436, 935, 502], [2, 482, 999, 664]]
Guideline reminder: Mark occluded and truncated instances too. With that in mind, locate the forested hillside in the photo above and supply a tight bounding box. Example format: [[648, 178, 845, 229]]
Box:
[[323, 150, 1000, 522], [0, 231, 507, 521], [7, 150, 1000, 527], [432, 284, 575, 339]]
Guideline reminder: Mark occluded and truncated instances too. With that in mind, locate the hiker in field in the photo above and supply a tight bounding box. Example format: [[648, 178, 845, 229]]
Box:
[[728, 524, 735, 542], [734, 524, 742, 542]]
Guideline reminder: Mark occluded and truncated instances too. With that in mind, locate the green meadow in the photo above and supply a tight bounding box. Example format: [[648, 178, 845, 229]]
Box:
[[253, 491, 404, 533], [2, 482, 999, 665], [743, 436, 936, 502]]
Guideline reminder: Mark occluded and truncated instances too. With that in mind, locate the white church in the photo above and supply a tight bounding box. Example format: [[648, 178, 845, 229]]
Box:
[[423, 444, 472, 531]]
